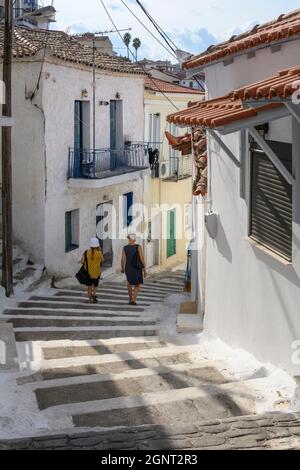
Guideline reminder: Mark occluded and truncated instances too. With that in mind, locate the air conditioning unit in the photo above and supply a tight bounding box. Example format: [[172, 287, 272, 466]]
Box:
[[159, 161, 170, 179]]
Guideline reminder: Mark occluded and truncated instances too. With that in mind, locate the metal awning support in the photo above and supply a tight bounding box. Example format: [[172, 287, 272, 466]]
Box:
[[248, 126, 295, 186], [208, 129, 241, 168], [285, 102, 300, 125]]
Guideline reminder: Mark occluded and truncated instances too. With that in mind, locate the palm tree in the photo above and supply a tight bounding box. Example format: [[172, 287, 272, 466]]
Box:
[[133, 37, 141, 62], [123, 33, 132, 60]]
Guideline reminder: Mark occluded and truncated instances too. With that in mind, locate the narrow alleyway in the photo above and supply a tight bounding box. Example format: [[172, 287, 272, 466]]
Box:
[[0, 269, 300, 449]]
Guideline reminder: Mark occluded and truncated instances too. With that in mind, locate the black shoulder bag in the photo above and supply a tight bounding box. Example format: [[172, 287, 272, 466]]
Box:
[[76, 251, 91, 286]]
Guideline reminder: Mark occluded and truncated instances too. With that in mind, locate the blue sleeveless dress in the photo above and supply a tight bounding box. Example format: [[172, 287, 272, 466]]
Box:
[[124, 244, 144, 286]]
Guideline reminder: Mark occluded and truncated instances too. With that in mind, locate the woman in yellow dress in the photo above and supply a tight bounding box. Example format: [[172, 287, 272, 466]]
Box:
[[81, 238, 104, 304]]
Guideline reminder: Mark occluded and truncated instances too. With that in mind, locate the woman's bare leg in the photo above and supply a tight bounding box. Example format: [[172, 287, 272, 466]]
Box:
[[88, 287, 93, 303], [127, 283, 133, 302], [132, 285, 141, 303]]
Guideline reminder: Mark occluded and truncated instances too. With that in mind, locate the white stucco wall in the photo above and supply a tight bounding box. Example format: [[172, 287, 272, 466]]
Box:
[[204, 38, 300, 98], [0, 61, 46, 262], [200, 38, 300, 375], [40, 61, 145, 276]]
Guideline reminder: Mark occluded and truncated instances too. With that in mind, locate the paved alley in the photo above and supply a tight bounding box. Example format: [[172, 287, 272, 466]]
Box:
[[0, 269, 299, 449]]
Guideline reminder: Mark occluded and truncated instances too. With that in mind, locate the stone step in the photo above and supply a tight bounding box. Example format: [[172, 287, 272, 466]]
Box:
[[53, 290, 162, 303], [101, 283, 182, 295], [28, 295, 150, 307], [142, 283, 183, 293], [42, 339, 168, 360], [27, 295, 150, 308], [26, 346, 198, 381], [3, 308, 143, 319], [62, 378, 265, 429], [14, 326, 157, 342], [17, 301, 145, 313], [34, 363, 229, 411], [6, 316, 156, 329]]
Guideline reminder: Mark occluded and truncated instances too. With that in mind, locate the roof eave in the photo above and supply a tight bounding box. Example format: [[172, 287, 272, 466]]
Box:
[[183, 34, 300, 73]]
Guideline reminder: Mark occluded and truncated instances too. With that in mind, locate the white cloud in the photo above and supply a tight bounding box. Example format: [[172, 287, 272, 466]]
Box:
[[53, 0, 299, 60]]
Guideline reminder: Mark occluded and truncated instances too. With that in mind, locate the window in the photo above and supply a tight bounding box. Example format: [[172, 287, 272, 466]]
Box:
[[189, 82, 194, 88], [65, 210, 79, 253], [250, 139, 292, 261], [123, 192, 133, 228], [149, 113, 161, 145]]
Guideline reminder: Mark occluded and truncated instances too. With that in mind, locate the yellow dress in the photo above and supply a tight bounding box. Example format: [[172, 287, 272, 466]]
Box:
[[84, 249, 104, 279]]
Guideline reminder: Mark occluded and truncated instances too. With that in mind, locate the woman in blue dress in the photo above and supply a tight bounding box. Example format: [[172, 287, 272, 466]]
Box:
[[121, 234, 147, 305]]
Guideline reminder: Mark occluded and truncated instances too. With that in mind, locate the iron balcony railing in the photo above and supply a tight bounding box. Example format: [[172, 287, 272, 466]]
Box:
[[169, 155, 193, 180], [68, 145, 148, 179]]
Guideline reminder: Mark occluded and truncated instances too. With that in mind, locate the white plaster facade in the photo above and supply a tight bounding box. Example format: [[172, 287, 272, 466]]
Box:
[[0, 53, 146, 277], [190, 37, 300, 375]]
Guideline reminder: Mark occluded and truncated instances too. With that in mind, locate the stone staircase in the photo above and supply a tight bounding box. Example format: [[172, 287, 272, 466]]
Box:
[[1, 269, 298, 449], [0, 239, 44, 292]]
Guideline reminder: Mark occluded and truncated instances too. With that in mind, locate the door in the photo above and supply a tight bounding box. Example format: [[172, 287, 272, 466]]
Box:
[[96, 202, 113, 267], [74, 101, 83, 177], [167, 209, 176, 258], [110, 100, 123, 170]]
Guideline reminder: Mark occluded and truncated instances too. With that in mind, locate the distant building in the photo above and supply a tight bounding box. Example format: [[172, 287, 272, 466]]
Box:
[[0, 0, 56, 29], [138, 58, 205, 91], [73, 34, 114, 57]]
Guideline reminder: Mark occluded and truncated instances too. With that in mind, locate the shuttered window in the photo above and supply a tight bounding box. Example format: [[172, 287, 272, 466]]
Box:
[[250, 140, 293, 261]]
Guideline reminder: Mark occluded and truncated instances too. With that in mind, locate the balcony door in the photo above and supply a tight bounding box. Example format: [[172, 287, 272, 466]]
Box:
[[74, 101, 83, 177], [110, 100, 123, 170]]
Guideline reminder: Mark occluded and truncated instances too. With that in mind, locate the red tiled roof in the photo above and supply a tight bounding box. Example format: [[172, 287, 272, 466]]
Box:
[[0, 26, 145, 75], [145, 77, 204, 94], [167, 64, 300, 128], [183, 9, 300, 70], [231, 65, 300, 100], [167, 96, 282, 128]]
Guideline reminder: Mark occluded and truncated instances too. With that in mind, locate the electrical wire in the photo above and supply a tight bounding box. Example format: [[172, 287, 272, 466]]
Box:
[[99, 0, 180, 111], [120, 0, 177, 60], [135, 0, 178, 53], [133, 1, 205, 92]]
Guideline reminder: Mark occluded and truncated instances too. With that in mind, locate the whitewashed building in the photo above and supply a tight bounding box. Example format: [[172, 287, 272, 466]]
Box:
[[0, 26, 147, 277], [167, 9, 300, 375]]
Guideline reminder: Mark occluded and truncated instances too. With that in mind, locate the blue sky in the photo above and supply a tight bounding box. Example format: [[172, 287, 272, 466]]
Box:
[[54, 0, 300, 60]]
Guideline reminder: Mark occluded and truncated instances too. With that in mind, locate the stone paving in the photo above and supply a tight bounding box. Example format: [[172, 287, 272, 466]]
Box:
[[0, 412, 299, 450], [1, 269, 299, 449]]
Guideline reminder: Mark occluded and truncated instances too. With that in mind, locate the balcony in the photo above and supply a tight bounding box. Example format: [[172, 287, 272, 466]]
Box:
[[163, 155, 193, 182], [68, 145, 149, 189]]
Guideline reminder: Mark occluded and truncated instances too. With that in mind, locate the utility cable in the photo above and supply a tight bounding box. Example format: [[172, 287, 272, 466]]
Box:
[[99, 0, 179, 111]]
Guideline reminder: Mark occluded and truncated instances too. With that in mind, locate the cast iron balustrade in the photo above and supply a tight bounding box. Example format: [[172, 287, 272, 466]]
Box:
[[68, 145, 148, 179]]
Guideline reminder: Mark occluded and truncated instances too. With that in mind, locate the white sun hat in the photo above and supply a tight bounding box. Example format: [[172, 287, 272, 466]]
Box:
[[90, 237, 100, 248], [127, 233, 137, 241]]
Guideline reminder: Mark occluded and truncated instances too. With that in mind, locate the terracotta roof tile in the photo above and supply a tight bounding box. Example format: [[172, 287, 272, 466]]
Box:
[[183, 9, 300, 70], [144, 77, 204, 94], [167, 64, 300, 129], [231, 65, 300, 100], [0, 26, 145, 75], [167, 96, 282, 128]]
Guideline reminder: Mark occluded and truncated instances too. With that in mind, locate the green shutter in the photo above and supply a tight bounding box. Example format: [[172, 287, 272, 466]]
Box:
[[167, 209, 176, 258]]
